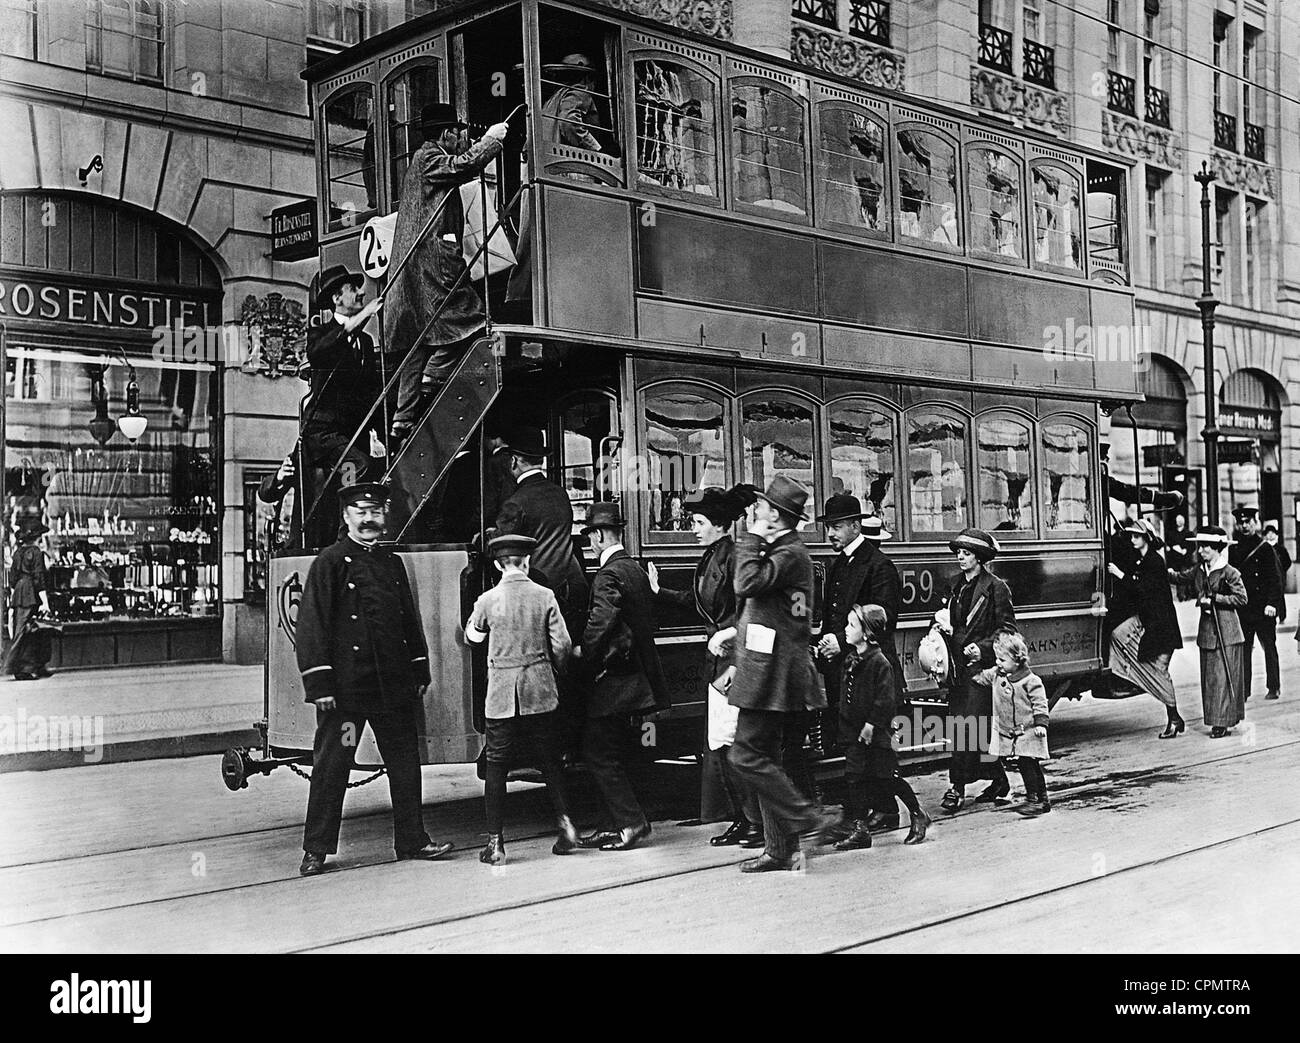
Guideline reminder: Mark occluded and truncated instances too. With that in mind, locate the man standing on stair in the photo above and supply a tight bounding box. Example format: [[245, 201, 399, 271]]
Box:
[[388, 103, 510, 444]]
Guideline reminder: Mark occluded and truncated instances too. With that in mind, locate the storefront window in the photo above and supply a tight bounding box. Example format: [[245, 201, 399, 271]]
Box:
[[731, 80, 808, 218], [816, 104, 888, 233], [5, 347, 220, 623], [907, 408, 967, 533], [634, 57, 718, 198], [742, 393, 817, 524], [828, 400, 896, 534], [977, 413, 1033, 533], [644, 385, 727, 541]]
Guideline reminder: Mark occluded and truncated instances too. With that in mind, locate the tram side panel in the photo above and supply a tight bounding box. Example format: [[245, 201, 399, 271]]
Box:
[[267, 549, 480, 766]]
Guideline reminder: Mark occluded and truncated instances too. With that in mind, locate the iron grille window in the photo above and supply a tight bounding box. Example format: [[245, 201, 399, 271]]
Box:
[[1, 0, 38, 59], [792, 0, 837, 29], [1144, 85, 1169, 127], [1106, 71, 1135, 116], [1214, 110, 1238, 152], [1244, 122, 1264, 161], [1022, 40, 1055, 89], [978, 22, 1013, 75], [848, 0, 890, 46], [85, 0, 162, 83]]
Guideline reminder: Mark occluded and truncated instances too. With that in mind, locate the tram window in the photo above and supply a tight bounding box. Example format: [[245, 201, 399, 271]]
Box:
[[816, 105, 888, 234], [829, 401, 897, 534], [633, 57, 718, 198], [386, 61, 441, 207], [324, 84, 377, 232], [977, 414, 1034, 534], [644, 385, 728, 541], [742, 394, 818, 524], [1087, 160, 1127, 268], [558, 393, 620, 526], [1041, 420, 1095, 533], [1031, 163, 1082, 269], [895, 128, 959, 247], [907, 409, 968, 533], [731, 81, 808, 219], [537, 13, 622, 177], [967, 147, 1023, 259]]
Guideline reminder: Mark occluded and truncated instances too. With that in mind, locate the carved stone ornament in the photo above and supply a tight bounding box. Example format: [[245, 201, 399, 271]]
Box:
[[1211, 150, 1275, 199], [969, 65, 1070, 137], [789, 25, 906, 91], [1099, 110, 1183, 169], [593, 0, 733, 39]]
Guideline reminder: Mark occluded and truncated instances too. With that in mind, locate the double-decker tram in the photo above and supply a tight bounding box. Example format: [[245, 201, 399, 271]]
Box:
[[222, 0, 1140, 789]]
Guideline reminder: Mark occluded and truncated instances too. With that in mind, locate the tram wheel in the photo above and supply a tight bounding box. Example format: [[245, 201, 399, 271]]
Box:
[[221, 747, 250, 792]]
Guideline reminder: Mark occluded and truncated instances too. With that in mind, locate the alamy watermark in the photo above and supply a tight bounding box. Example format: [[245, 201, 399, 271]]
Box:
[[0, 708, 105, 762], [1042, 320, 1153, 369]]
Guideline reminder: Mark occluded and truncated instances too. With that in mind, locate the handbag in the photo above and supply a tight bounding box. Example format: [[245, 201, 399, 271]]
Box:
[[459, 178, 517, 280]]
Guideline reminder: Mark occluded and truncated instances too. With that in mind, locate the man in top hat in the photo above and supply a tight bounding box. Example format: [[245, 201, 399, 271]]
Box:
[[295, 481, 453, 875], [573, 502, 669, 851], [814, 494, 904, 828], [387, 103, 511, 443], [301, 266, 385, 546], [724, 476, 843, 873], [1229, 505, 1286, 700], [939, 527, 1016, 812], [6, 521, 53, 680]]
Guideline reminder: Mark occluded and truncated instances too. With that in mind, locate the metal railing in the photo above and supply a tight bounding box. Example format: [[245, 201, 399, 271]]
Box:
[[792, 0, 837, 28], [849, 0, 890, 46], [1144, 84, 1169, 127], [1107, 71, 1136, 116], [978, 22, 1013, 74], [1022, 39, 1055, 89], [1245, 122, 1265, 160], [1214, 110, 1238, 152]]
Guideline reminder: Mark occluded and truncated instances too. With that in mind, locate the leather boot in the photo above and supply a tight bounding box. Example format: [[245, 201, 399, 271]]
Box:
[[834, 820, 873, 851], [738, 821, 766, 848], [710, 819, 750, 847], [552, 815, 579, 855], [479, 834, 507, 865], [903, 808, 932, 845]]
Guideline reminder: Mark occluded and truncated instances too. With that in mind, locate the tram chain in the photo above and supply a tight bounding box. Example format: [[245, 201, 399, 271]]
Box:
[[287, 762, 388, 788]]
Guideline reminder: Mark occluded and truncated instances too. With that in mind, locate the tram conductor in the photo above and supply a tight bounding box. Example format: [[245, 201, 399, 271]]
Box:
[[296, 481, 453, 875]]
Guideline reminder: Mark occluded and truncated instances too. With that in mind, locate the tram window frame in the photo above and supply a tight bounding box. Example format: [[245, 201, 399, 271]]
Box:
[[726, 74, 813, 225], [965, 144, 1027, 266], [974, 408, 1037, 539], [739, 387, 823, 540], [382, 55, 444, 212], [1029, 159, 1084, 274], [640, 379, 733, 546], [904, 403, 972, 539], [893, 122, 962, 254], [824, 395, 901, 539], [1086, 159, 1129, 281], [320, 78, 379, 235], [813, 101, 891, 241], [628, 46, 724, 208], [1039, 412, 1098, 539], [554, 388, 623, 534]]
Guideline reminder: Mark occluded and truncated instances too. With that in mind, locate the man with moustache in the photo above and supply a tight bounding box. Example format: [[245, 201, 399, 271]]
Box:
[[295, 482, 453, 875]]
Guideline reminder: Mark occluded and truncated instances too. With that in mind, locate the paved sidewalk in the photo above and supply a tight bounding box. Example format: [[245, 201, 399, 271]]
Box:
[[0, 662, 262, 771]]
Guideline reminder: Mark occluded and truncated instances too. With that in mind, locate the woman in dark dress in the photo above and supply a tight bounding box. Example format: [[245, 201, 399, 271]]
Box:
[[649, 485, 762, 846], [1106, 519, 1185, 737]]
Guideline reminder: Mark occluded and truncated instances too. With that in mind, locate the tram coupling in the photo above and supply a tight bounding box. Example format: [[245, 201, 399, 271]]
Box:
[[220, 720, 307, 792]]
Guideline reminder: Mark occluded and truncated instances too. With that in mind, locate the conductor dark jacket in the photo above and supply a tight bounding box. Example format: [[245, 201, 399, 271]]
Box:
[[820, 538, 904, 698], [729, 530, 823, 713], [296, 536, 431, 710], [580, 549, 669, 717], [302, 320, 382, 462], [947, 566, 1016, 681], [1111, 547, 1182, 657], [501, 472, 589, 618], [1230, 532, 1286, 622]]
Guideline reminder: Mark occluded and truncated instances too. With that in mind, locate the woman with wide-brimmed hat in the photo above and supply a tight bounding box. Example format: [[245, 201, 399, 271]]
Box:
[[938, 528, 1015, 812], [1169, 525, 1249, 737], [6, 521, 54, 680], [1107, 518, 1185, 737], [648, 484, 763, 847]]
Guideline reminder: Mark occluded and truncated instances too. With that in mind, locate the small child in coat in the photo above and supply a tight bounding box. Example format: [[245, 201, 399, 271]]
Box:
[[464, 533, 577, 864], [974, 629, 1052, 816]]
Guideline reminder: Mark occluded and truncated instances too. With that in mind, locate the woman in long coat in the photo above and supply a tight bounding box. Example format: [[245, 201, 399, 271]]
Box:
[[1171, 526, 1249, 738], [649, 485, 761, 846], [1107, 519, 1185, 737]]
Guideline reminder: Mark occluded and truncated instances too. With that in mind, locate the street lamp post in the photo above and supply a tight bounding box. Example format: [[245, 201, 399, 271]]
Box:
[[1194, 161, 1220, 526]]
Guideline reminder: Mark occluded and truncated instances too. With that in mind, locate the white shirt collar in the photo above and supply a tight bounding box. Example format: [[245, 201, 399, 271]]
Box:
[[841, 534, 866, 558], [600, 544, 624, 566], [332, 311, 348, 328], [518, 467, 546, 482]]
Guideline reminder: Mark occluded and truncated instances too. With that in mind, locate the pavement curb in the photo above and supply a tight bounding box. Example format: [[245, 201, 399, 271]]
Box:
[[0, 727, 261, 773]]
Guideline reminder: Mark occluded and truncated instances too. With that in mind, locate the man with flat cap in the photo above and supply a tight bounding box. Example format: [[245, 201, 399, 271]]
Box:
[[724, 476, 843, 873], [388, 103, 510, 443], [296, 481, 453, 875], [574, 501, 669, 851], [815, 495, 904, 830], [1230, 504, 1286, 700]]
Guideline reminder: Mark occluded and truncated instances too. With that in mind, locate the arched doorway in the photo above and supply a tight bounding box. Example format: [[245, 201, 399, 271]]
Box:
[[1219, 368, 1284, 527], [2, 190, 224, 666]]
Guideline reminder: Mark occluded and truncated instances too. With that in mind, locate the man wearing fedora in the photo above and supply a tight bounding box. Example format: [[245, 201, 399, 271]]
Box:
[[573, 502, 668, 851], [301, 266, 384, 547], [387, 103, 510, 443], [6, 521, 53, 680], [724, 476, 843, 872], [1229, 505, 1286, 701], [295, 482, 453, 875]]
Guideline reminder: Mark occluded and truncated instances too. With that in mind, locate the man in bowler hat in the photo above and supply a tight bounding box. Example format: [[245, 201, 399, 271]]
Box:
[[296, 482, 453, 875], [724, 476, 843, 872]]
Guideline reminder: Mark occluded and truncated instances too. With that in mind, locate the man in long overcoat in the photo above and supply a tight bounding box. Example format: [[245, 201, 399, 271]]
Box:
[[1230, 505, 1286, 700]]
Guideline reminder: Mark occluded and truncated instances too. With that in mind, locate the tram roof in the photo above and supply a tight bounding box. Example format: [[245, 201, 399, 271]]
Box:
[[302, 0, 1132, 168]]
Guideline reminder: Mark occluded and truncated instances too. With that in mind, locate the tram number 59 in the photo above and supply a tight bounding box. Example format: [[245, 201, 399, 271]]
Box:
[[901, 568, 934, 607]]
